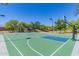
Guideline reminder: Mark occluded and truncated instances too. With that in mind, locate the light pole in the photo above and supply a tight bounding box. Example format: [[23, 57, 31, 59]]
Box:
[[63, 16, 77, 41], [0, 3, 8, 17], [49, 18, 53, 31], [0, 15, 5, 17]]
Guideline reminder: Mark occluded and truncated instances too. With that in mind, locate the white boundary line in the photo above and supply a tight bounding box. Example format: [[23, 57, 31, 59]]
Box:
[[6, 36, 23, 56], [27, 39, 44, 56], [50, 39, 70, 56]]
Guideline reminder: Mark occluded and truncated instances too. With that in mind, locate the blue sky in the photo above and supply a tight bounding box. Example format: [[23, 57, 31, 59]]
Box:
[[0, 3, 78, 26]]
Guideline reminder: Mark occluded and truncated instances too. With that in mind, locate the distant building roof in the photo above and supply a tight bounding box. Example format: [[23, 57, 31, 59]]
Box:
[[0, 27, 7, 31]]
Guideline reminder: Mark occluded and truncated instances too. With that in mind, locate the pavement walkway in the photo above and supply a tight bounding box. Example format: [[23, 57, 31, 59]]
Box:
[[72, 35, 79, 56], [0, 35, 9, 56]]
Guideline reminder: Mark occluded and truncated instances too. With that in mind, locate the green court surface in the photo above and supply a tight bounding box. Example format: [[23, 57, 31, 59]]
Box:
[[3, 32, 75, 56]]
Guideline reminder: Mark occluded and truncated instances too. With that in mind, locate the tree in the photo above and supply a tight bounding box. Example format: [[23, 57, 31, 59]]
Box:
[[55, 19, 62, 33], [16, 22, 25, 32], [34, 21, 41, 29], [69, 20, 76, 26], [66, 20, 76, 31], [30, 21, 41, 31], [19, 22, 31, 28], [76, 19, 79, 29], [40, 25, 49, 31], [61, 16, 67, 33], [55, 19, 66, 33], [5, 20, 18, 30]]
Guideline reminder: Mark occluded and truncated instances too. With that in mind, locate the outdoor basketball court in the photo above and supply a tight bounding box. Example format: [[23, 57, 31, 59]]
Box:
[[0, 32, 75, 56]]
